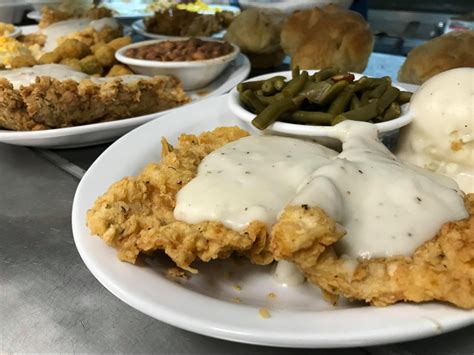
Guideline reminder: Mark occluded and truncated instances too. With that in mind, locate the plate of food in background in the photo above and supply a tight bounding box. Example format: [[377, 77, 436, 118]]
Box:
[[132, 3, 239, 40], [72, 65, 473, 346], [0, 7, 250, 148]]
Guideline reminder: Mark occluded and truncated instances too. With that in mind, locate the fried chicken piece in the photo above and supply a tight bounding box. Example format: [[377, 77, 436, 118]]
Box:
[[106, 36, 132, 51], [79, 55, 103, 75], [87, 127, 274, 272], [9, 55, 37, 69], [106, 64, 133, 77], [18, 75, 189, 128], [92, 44, 116, 67], [271, 194, 474, 309]]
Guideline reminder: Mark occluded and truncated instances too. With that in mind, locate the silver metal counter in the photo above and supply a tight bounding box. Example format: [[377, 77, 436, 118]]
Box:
[[1, 53, 473, 353]]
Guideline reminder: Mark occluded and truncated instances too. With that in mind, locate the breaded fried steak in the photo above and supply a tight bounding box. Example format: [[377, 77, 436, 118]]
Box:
[[0, 64, 189, 130], [86, 124, 473, 309]]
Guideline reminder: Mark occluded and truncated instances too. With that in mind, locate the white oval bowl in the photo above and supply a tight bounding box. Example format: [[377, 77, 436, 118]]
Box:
[[228, 70, 413, 141], [116, 38, 240, 90]]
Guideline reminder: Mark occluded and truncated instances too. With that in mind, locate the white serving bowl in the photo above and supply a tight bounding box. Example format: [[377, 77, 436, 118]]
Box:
[[116, 38, 240, 91], [238, 0, 352, 14], [228, 70, 413, 145]]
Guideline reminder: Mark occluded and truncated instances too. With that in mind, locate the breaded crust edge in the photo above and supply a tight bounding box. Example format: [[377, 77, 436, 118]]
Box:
[[0, 75, 189, 130], [271, 195, 474, 309], [87, 127, 274, 272]]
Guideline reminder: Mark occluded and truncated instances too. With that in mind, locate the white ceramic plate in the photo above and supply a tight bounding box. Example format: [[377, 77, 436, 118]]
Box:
[[0, 53, 250, 148], [228, 71, 414, 140], [72, 95, 474, 348]]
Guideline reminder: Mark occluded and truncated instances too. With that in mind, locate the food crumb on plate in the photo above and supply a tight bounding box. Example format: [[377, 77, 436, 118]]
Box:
[[166, 267, 188, 281], [259, 308, 271, 319], [231, 297, 241, 304], [232, 284, 242, 291]]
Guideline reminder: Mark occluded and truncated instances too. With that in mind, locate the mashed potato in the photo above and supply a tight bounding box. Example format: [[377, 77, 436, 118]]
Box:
[[397, 67, 474, 192]]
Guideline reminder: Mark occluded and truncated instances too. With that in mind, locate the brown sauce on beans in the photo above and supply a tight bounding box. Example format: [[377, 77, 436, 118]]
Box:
[[125, 38, 234, 61]]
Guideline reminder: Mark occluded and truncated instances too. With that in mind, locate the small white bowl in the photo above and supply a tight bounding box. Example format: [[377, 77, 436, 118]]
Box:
[[116, 38, 240, 90], [228, 70, 413, 142]]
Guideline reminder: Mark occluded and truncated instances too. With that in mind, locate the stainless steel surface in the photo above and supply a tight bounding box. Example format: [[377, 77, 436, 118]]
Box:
[[1, 53, 473, 353], [368, 10, 454, 55]]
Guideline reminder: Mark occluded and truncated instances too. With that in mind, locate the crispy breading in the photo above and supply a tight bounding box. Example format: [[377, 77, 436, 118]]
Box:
[[271, 194, 474, 309], [39, 6, 113, 28], [39, 7, 72, 28], [0, 79, 46, 131], [0, 75, 189, 130], [87, 127, 274, 272]]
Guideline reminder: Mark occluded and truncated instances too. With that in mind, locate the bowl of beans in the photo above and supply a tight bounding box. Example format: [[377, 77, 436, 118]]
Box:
[[228, 68, 414, 143], [116, 38, 240, 90]]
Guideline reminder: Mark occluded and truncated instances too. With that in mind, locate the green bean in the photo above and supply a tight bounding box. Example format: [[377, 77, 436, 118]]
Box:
[[397, 91, 412, 104], [312, 67, 340, 82], [350, 94, 361, 110], [274, 77, 286, 91], [252, 97, 298, 130], [261, 81, 277, 95], [285, 111, 334, 125], [331, 101, 378, 125], [308, 80, 349, 105], [377, 86, 400, 114], [353, 76, 371, 92], [292, 65, 300, 78], [240, 90, 267, 114], [328, 85, 355, 114], [360, 90, 371, 105], [256, 92, 285, 105], [237, 80, 265, 92], [261, 76, 286, 95], [282, 71, 308, 97], [382, 101, 401, 121], [369, 82, 388, 98]]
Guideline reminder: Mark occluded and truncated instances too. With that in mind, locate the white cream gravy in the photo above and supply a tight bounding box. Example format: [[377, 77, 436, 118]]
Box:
[[292, 121, 468, 258], [0, 64, 148, 89], [175, 121, 468, 260], [174, 135, 337, 231]]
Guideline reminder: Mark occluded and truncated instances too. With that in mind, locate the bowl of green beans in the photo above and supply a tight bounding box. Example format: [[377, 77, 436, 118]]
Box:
[[228, 68, 413, 139]]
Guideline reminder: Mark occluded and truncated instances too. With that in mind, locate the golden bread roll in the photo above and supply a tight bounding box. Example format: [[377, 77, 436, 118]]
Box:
[[398, 30, 474, 85], [224, 8, 286, 69], [281, 5, 374, 72]]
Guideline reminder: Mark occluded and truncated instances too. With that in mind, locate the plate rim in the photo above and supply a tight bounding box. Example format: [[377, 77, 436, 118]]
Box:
[[72, 94, 474, 348]]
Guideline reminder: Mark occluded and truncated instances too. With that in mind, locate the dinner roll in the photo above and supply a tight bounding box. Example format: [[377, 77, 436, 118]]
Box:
[[224, 8, 286, 69], [398, 30, 474, 85], [281, 5, 374, 72]]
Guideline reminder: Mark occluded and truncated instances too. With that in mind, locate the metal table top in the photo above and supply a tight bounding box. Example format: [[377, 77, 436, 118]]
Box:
[[1, 53, 473, 353]]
